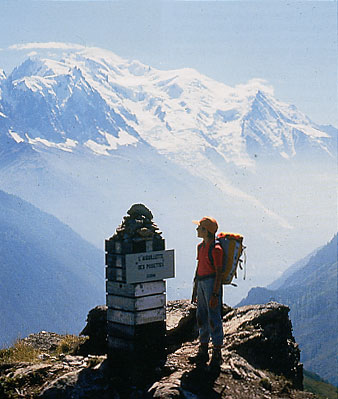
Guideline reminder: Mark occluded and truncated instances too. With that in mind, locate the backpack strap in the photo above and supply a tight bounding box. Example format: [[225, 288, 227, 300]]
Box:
[[209, 239, 227, 274], [202, 240, 224, 271], [197, 242, 203, 258], [208, 240, 216, 268]]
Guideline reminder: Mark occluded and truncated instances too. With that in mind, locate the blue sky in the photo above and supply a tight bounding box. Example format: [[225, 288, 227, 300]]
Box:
[[0, 0, 337, 126]]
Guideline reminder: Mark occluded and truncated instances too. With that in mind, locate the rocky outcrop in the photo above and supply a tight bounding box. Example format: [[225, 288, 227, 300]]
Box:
[[22, 331, 66, 352], [77, 305, 108, 356], [149, 301, 307, 399], [165, 300, 199, 352], [238, 234, 338, 387], [0, 300, 317, 399], [39, 361, 113, 399], [222, 303, 303, 389]]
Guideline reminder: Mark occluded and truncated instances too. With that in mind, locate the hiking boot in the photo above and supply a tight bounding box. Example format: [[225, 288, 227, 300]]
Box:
[[188, 345, 209, 365], [209, 348, 222, 370]]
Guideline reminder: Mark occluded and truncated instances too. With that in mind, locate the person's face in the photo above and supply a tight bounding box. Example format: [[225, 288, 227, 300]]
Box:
[[196, 224, 209, 240]]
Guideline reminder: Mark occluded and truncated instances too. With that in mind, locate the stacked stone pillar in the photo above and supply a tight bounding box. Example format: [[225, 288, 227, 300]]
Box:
[[105, 204, 174, 370]]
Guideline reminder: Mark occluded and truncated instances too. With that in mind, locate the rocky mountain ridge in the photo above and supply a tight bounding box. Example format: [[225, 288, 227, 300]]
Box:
[[0, 45, 336, 308], [0, 300, 318, 399], [0, 189, 104, 347], [0, 46, 335, 169], [237, 235, 338, 386]]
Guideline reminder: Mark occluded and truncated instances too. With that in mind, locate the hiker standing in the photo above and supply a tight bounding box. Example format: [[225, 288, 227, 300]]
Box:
[[190, 216, 224, 369]]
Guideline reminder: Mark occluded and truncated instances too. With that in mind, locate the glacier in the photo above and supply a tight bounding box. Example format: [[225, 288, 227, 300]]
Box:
[[0, 44, 336, 305]]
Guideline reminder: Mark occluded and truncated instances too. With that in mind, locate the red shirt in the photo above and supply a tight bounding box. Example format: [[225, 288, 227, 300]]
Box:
[[197, 241, 223, 277]]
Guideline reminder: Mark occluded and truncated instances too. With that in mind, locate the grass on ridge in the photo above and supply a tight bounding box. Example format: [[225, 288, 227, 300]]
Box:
[[0, 334, 86, 364], [0, 340, 41, 364], [303, 369, 338, 399]]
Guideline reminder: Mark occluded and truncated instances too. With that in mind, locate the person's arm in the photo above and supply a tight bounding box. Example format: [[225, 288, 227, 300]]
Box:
[[191, 276, 198, 304], [209, 245, 223, 308], [192, 245, 200, 304]]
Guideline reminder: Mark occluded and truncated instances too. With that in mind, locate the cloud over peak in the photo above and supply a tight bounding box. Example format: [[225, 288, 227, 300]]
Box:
[[9, 42, 86, 51]]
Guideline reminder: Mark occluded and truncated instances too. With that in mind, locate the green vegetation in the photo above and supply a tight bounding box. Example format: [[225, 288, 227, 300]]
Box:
[[303, 369, 338, 399], [0, 339, 41, 364], [0, 334, 87, 399], [0, 334, 86, 365], [55, 334, 87, 355]]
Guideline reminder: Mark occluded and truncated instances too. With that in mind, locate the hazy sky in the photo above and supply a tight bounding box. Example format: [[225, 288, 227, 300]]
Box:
[[0, 0, 337, 126]]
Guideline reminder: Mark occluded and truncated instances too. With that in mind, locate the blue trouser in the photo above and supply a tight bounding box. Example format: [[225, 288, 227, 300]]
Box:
[[196, 277, 223, 347]]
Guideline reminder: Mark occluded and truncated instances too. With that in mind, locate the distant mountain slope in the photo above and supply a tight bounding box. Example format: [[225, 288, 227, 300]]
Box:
[[267, 246, 322, 290], [0, 44, 336, 308], [237, 235, 338, 386], [303, 370, 338, 399], [0, 190, 104, 347]]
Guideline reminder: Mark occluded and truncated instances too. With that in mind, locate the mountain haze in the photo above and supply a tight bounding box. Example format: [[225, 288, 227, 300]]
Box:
[[0, 190, 104, 347], [266, 247, 321, 290], [0, 44, 336, 305]]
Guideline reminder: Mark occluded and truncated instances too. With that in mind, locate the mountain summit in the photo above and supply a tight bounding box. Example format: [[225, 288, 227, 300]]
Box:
[[0, 46, 335, 167], [0, 44, 336, 306]]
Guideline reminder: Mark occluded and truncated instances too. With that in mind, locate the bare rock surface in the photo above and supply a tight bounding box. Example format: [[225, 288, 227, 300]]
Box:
[[22, 331, 65, 352], [0, 300, 318, 399], [38, 363, 115, 399], [77, 305, 108, 356], [149, 301, 313, 399], [222, 302, 303, 388]]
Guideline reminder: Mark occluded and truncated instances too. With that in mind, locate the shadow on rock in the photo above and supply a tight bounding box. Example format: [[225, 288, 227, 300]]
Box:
[[180, 365, 221, 399], [76, 305, 108, 356], [39, 359, 118, 399]]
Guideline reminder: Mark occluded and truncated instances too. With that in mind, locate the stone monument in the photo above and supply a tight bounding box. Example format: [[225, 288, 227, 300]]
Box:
[[105, 204, 175, 371]]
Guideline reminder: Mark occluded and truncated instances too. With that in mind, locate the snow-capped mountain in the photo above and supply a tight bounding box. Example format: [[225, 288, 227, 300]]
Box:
[[0, 69, 5, 82], [0, 45, 336, 305], [0, 47, 335, 166]]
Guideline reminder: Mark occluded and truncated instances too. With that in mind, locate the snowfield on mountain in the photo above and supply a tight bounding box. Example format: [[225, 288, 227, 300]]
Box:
[[1, 47, 334, 164], [0, 45, 336, 305]]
